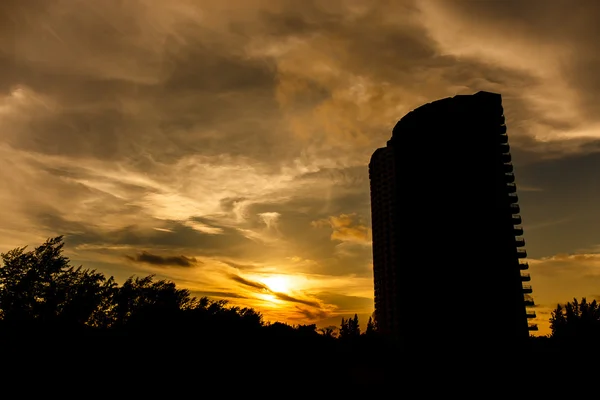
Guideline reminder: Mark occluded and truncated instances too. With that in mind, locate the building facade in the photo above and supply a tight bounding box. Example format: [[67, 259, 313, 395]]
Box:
[[369, 91, 536, 348]]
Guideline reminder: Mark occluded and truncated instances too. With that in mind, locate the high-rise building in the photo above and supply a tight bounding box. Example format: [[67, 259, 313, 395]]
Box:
[[369, 91, 535, 349]]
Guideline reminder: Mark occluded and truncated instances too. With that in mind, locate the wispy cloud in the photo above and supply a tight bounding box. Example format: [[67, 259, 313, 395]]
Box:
[[526, 218, 572, 231], [229, 273, 322, 309]]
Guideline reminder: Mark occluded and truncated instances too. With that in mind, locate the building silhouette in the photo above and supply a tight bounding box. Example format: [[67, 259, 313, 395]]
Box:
[[369, 91, 535, 349]]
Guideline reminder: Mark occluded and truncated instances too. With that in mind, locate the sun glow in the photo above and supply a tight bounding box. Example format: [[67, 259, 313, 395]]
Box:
[[260, 293, 279, 303], [262, 275, 291, 294]]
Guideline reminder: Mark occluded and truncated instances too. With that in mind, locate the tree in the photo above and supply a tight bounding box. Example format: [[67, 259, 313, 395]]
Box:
[[319, 325, 338, 338], [296, 324, 318, 337], [340, 317, 347, 338], [339, 314, 360, 340], [0, 236, 115, 329], [53, 266, 116, 328], [112, 275, 195, 331], [549, 304, 566, 337], [365, 316, 376, 336], [550, 297, 600, 339], [350, 313, 360, 336]]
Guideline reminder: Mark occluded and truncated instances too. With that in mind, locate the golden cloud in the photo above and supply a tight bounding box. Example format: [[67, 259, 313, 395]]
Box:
[[312, 213, 372, 244]]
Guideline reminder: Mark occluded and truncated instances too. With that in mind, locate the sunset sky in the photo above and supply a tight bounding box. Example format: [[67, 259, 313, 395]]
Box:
[[2, 0, 600, 336]]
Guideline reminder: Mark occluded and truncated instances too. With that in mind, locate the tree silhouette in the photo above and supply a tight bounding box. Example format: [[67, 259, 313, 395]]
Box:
[[0, 236, 271, 339], [319, 325, 338, 338], [339, 314, 360, 339], [340, 317, 348, 338], [0, 236, 115, 331], [550, 297, 600, 340], [0, 235, 405, 388], [351, 314, 360, 336], [365, 316, 376, 336], [112, 275, 194, 333], [54, 266, 116, 329]]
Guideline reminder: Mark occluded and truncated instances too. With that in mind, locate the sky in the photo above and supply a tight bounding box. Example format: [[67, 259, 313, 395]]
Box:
[[2, 0, 600, 336]]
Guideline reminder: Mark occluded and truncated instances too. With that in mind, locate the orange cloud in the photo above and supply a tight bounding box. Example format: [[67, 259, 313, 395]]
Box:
[[312, 213, 372, 244]]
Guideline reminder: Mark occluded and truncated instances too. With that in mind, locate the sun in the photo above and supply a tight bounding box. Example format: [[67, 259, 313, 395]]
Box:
[[262, 275, 291, 294]]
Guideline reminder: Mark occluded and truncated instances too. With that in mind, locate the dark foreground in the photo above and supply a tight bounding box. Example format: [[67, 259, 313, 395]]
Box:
[[1, 333, 590, 395]]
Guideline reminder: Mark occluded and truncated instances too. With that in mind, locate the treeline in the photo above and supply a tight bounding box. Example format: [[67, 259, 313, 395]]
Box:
[[0, 236, 399, 387], [0, 236, 382, 347], [3, 237, 600, 350], [7, 236, 600, 388]]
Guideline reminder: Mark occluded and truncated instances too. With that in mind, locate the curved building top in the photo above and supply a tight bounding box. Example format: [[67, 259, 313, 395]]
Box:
[[390, 91, 502, 140]]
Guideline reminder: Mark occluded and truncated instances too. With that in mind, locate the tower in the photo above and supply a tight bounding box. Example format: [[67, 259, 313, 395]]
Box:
[[369, 91, 535, 349]]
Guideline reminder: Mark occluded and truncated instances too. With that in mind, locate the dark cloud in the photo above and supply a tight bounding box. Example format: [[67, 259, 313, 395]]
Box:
[[161, 46, 275, 93], [126, 251, 198, 267], [221, 260, 261, 271], [0, 0, 291, 165], [230, 274, 269, 291], [293, 307, 330, 321], [273, 292, 321, 308], [59, 219, 260, 258]]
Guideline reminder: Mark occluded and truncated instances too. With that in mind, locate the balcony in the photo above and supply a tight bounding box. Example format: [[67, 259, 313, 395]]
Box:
[[510, 203, 520, 213], [505, 172, 515, 183], [519, 262, 529, 270], [499, 124, 507, 134], [526, 311, 536, 318], [499, 133, 509, 143], [506, 182, 517, 192], [524, 295, 535, 306], [515, 236, 525, 247], [501, 152, 512, 162], [508, 193, 519, 203], [514, 226, 524, 235], [512, 214, 522, 224], [500, 143, 510, 153], [528, 324, 539, 331], [517, 248, 527, 258], [522, 285, 533, 294], [520, 273, 531, 281], [503, 162, 514, 173]]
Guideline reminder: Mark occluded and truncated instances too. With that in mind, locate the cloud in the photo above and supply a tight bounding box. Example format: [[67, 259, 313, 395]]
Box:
[[272, 292, 321, 308], [258, 212, 281, 230], [531, 252, 600, 278], [182, 219, 225, 235], [417, 0, 600, 155], [313, 292, 374, 313], [153, 227, 175, 233], [229, 273, 322, 308], [126, 251, 198, 267], [230, 274, 270, 291], [191, 290, 250, 301], [294, 307, 331, 321], [312, 213, 371, 244]]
